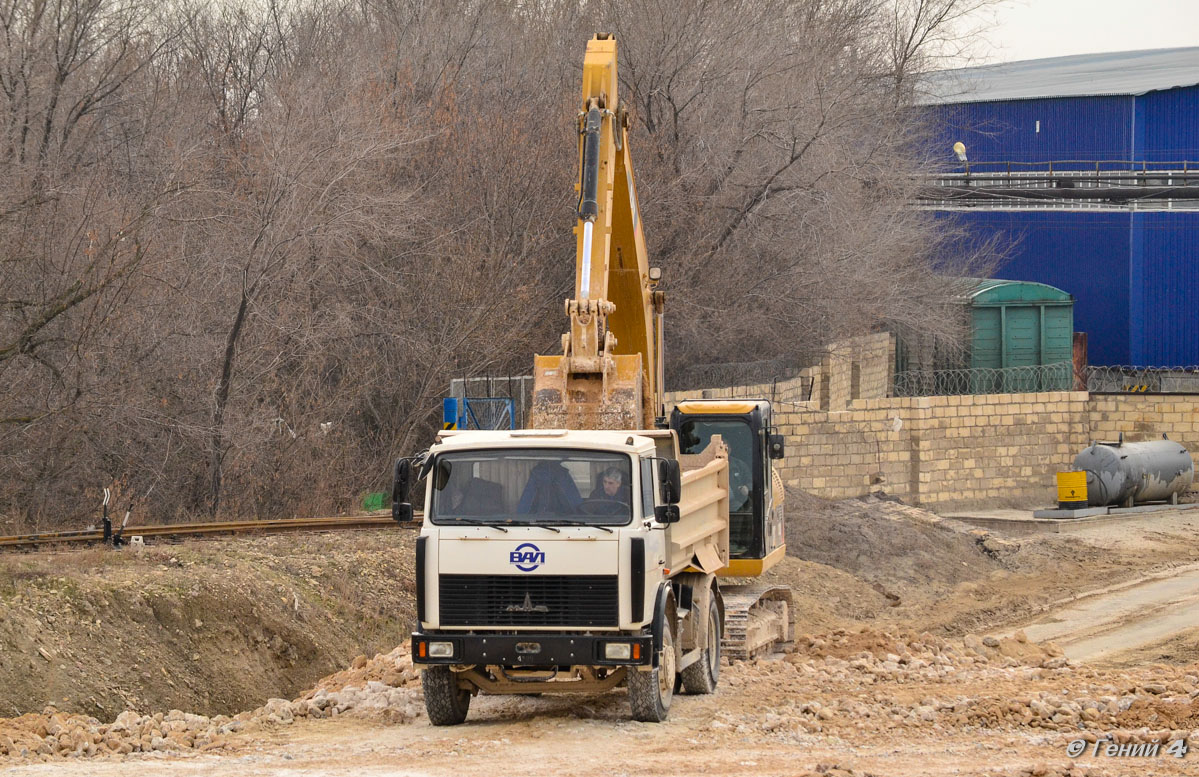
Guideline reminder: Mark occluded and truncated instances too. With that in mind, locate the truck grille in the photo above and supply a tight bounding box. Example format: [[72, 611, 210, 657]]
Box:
[[438, 574, 618, 628]]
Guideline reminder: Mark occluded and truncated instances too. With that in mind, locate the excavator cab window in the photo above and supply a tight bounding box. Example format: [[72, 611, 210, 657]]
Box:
[[674, 418, 760, 557]]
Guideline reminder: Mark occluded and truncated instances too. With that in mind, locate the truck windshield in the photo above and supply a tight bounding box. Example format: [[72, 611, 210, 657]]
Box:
[[429, 448, 633, 527]]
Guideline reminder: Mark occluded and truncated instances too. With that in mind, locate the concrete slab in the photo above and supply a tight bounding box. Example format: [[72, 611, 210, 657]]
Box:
[[1031, 507, 1109, 519], [946, 502, 1199, 537], [1109, 503, 1199, 515]]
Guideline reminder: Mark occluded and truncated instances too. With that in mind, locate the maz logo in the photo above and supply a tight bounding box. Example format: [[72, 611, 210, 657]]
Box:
[[509, 542, 545, 572]]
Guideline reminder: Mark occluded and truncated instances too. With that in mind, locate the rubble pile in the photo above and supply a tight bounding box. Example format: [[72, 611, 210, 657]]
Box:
[[0, 644, 422, 760], [715, 628, 1199, 746], [773, 627, 1068, 697], [299, 642, 421, 696]]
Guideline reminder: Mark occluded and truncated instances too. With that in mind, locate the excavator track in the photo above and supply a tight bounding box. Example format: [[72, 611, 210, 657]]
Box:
[[720, 584, 794, 661]]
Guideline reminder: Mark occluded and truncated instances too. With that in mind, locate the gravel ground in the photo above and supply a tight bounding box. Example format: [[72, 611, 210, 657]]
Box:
[[4, 498, 1199, 775]]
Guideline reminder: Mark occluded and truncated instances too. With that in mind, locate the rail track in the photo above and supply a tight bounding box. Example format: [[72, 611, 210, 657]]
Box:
[[0, 514, 414, 550]]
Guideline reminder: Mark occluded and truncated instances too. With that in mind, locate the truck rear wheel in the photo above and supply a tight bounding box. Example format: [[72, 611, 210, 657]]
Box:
[[681, 596, 721, 694], [629, 620, 675, 722], [422, 666, 471, 725]]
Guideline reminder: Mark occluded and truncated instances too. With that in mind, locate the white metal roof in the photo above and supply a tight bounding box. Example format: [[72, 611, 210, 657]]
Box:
[[923, 47, 1199, 105]]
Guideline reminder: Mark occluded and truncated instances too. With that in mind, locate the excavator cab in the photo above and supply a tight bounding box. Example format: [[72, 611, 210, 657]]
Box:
[[670, 400, 786, 576]]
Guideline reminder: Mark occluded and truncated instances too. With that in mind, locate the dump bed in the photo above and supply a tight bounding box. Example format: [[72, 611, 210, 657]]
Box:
[[672, 439, 731, 574], [639, 430, 730, 576]]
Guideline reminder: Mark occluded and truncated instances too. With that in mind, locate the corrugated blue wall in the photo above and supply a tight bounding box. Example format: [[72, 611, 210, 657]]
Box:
[[1138, 84, 1199, 164], [945, 211, 1131, 364], [929, 85, 1199, 368], [1132, 212, 1199, 365], [933, 96, 1132, 170], [932, 85, 1199, 167]]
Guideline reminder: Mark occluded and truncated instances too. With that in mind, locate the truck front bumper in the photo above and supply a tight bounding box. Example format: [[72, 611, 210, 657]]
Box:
[[411, 632, 653, 667]]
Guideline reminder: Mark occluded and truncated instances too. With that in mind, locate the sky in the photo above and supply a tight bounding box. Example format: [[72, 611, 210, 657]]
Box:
[[977, 0, 1199, 64]]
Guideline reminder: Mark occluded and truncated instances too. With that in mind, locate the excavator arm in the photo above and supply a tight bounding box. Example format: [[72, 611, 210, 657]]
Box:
[[531, 34, 665, 430]]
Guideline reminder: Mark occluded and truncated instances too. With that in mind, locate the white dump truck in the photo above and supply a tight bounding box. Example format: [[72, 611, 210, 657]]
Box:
[[397, 427, 737, 723]]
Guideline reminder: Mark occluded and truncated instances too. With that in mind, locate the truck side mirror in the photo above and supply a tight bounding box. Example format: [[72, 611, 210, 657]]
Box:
[[658, 459, 681, 505], [392, 458, 414, 523], [654, 504, 680, 524], [768, 433, 785, 460]]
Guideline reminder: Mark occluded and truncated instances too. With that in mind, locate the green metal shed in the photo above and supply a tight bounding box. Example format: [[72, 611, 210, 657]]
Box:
[[963, 279, 1074, 392]]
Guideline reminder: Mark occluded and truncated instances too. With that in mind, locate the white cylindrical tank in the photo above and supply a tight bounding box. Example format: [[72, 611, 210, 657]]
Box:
[[1074, 437, 1193, 507]]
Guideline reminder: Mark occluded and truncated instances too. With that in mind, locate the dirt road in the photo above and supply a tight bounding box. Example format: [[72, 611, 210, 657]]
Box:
[[1021, 563, 1199, 662]]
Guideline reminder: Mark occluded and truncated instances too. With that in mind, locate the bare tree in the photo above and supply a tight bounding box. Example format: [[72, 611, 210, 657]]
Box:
[[0, 0, 1003, 529], [597, 0, 994, 375], [884, 0, 1001, 94]]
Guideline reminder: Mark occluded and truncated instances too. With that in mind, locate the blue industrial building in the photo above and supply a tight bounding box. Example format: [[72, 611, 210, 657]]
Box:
[[924, 48, 1199, 367]]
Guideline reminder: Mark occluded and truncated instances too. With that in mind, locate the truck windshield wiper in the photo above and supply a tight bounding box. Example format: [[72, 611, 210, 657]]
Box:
[[446, 518, 508, 532], [555, 520, 614, 533]]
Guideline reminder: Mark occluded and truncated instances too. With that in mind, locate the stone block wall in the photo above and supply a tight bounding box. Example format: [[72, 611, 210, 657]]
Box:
[[826, 332, 894, 410], [1088, 395, 1199, 443], [665, 334, 1198, 507], [900, 392, 1090, 504]]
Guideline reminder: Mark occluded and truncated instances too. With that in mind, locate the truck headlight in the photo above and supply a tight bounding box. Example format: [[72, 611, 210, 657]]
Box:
[[428, 641, 454, 658], [604, 642, 632, 660]]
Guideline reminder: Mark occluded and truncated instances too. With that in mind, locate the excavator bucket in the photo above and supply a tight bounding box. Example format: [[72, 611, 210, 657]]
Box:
[[531, 353, 644, 430]]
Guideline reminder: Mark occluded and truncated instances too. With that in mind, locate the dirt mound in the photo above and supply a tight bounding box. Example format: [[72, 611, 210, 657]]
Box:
[[0, 531, 417, 719], [754, 556, 894, 633], [785, 491, 1004, 592]]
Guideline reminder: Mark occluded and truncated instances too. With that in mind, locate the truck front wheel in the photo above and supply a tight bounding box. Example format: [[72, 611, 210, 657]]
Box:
[[422, 666, 471, 725], [629, 620, 675, 722]]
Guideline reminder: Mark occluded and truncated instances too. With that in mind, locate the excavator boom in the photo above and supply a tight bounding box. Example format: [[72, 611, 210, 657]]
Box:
[[531, 34, 794, 665], [531, 34, 664, 430]]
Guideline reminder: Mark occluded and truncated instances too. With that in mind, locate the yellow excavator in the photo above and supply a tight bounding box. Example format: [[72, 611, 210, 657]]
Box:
[[531, 33, 793, 660]]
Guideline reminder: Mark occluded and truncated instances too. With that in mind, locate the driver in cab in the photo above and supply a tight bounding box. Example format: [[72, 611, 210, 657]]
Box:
[[589, 467, 629, 503]]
